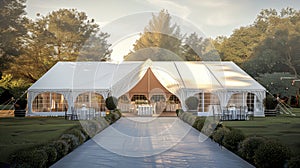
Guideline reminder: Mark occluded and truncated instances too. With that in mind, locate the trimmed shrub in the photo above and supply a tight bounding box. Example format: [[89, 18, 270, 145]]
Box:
[[202, 122, 217, 136], [113, 109, 122, 119], [196, 118, 205, 131], [67, 128, 87, 144], [254, 139, 291, 168], [182, 112, 190, 122], [105, 96, 118, 110], [104, 112, 115, 123], [43, 145, 58, 166], [187, 115, 196, 126], [212, 127, 230, 145], [176, 109, 183, 116], [108, 109, 122, 123], [179, 111, 184, 120], [223, 128, 245, 152], [81, 120, 98, 137], [178, 110, 185, 119], [9, 148, 48, 168], [52, 140, 69, 159], [185, 96, 199, 110], [60, 134, 80, 152], [98, 117, 110, 130], [238, 136, 266, 163], [192, 117, 202, 129]]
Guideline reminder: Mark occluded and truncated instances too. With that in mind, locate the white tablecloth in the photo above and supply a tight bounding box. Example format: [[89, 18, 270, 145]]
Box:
[[228, 107, 236, 120], [137, 105, 153, 116]]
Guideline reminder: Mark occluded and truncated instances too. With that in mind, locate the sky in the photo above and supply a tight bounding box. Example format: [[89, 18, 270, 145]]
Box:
[[25, 0, 300, 62]]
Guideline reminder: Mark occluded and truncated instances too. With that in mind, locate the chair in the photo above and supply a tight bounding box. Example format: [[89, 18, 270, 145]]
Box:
[[65, 110, 71, 120], [69, 107, 78, 120], [224, 107, 233, 120], [129, 102, 136, 113], [239, 106, 248, 120], [246, 111, 254, 120]]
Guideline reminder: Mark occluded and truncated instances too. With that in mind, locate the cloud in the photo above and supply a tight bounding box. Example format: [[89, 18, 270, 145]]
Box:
[[205, 12, 236, 26], [196, 0, 232, 8], [188, 0, 242, 27], [146, 0, 191, 19]]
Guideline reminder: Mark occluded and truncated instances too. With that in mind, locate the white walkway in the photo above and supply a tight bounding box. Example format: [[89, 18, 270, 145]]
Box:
[[51, 117, 254, 168]]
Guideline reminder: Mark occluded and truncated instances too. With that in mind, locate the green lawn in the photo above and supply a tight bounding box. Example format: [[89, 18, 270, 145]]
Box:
[[223, 108, 300, 156], [0, 117, 79, 163]]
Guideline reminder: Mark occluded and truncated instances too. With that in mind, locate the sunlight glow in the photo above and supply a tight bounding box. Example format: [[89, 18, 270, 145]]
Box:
[[110, 35, 140, 62]]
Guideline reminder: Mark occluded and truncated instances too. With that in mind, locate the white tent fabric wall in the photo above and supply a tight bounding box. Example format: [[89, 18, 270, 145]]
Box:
[[111, 60, 151, 98], [27, 60, 266, 117]]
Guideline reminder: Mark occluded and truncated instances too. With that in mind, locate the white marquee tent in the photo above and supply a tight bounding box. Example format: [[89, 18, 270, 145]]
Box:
[[27, 60, 266, 117]]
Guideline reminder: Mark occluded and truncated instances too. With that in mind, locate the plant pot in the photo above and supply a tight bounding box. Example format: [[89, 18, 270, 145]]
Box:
[[14, 109, 26, 117]]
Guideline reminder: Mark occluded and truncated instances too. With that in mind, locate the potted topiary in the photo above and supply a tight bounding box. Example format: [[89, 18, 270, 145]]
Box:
[[185, 96, 199, 111], [14, 98, 27, 117], [105, 96, 118, 111], [263, 94, 279, 116]]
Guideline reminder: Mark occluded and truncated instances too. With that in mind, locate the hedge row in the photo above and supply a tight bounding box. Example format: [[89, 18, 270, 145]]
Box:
[[8, 110, 122, 168], [177, 109, 219, 136], [177, 110, 294, 168], [8, 125, 88, 168]]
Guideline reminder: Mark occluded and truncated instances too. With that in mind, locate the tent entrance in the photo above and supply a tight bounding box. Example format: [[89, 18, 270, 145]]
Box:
[[119, 68, 181, 116]]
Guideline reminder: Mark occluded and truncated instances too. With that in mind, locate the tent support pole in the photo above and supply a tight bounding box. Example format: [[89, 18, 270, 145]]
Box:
[[202, 92, 205, 112]]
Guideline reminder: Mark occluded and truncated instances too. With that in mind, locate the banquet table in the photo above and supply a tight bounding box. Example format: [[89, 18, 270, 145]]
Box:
[[137, 105, 153, 116]]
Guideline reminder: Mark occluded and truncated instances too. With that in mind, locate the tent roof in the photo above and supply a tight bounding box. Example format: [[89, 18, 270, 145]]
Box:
[[28, 60, 265, 93]]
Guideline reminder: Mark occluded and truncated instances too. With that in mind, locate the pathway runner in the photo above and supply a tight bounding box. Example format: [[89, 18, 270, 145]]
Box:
[[51, 117, 254, 168]]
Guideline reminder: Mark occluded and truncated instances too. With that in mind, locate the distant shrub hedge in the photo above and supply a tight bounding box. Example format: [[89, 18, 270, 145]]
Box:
[[254, 139, 291, 168], [223, 128, 245, 152], [238, 136, 266, 164], [8, 113, 122, 167]]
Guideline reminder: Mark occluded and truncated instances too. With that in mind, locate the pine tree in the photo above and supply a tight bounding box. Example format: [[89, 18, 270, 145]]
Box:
[[125, 9, 184, 61]]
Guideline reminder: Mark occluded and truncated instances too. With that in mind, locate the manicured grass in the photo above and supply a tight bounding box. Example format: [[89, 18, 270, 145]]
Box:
[[0, 117, 80, 163], [223, 108, 300, 156]]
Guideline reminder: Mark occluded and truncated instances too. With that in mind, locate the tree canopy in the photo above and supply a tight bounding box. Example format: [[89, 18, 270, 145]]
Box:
[[0, 0, 27, 75], [124, 9, 184, 61], [242, 8, 300, 78], [125, 9, 217, 61], [7, 9, 111, 82], [214, 7, 300, 96]]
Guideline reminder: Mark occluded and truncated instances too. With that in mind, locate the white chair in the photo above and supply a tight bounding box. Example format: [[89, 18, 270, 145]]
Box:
[[246, 111, 254, 120], [224, 107, 233, 120]]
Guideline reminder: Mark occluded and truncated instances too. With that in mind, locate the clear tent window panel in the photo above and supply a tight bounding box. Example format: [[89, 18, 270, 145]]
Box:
[[32, 92, 68, 112], [74, 92, 105, 111]]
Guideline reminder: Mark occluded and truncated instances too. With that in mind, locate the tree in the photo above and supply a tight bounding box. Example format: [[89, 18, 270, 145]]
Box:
[[0, 0, 27, 75], [0, 74, 30, 102], [243, 8, 300, 77], [182, 33, 220, 61], [255, 72, 298, 97], [8, 9, 111, 82], [78, 33, 112, 61], [124, 9, 184, 61], [45, 9, 99, 61], [214, 25, 264, 65], [182, 33, 204, 61]]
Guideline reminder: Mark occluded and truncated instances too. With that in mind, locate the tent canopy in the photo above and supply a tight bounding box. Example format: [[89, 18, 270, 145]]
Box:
[[29, 60, 265, 92], [28, 60, 266, 116]]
